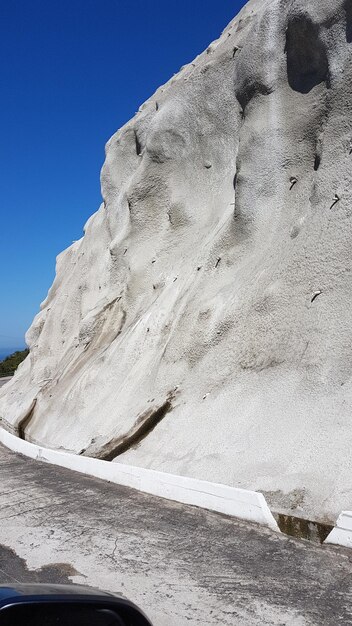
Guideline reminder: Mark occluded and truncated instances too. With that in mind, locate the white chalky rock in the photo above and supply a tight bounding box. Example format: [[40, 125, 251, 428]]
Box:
[[2, 0, 352, 522]]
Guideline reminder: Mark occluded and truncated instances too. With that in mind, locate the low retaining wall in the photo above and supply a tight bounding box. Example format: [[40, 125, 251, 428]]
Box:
[[2, 427, 350, 547], [0, 427, 279, 532]]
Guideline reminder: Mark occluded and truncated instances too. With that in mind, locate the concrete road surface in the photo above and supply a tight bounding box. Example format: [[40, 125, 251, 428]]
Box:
[[0, 443, 352, 625]]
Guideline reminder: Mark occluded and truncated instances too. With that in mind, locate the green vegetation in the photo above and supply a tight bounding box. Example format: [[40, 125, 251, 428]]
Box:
[[0, 349, 29, 378]]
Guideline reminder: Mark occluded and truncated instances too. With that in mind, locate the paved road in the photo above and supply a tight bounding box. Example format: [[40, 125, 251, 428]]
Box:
[[0, 444, 352, 625]]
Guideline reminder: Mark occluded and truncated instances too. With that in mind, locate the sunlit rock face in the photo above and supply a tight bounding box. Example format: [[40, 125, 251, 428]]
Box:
[[2, 0, 352, 522]]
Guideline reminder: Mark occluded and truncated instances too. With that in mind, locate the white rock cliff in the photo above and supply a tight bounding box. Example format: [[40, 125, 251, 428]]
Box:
[[2, 0, 352, 522]]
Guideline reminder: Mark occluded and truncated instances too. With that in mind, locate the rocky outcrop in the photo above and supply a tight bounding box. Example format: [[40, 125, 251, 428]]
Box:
[[2, 0, 352, 522]]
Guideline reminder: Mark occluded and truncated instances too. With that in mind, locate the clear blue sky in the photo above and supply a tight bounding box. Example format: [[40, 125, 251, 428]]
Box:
[[0, 0, 245, 352]]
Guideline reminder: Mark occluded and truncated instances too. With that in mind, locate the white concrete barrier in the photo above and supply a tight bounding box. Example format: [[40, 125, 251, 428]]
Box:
[[325, 512, 352, 549], [0, 427, 279, 532]]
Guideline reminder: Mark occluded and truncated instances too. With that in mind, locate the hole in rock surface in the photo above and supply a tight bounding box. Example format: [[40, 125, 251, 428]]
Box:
[[345, 0, 352, 42], [286, 15, 329, 93]]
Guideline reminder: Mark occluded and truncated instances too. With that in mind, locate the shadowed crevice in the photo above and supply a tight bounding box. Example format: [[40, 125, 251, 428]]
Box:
[[314, 153, 321, 171], [235, 80, 272, 112], [85, 394, 175, 461], [18, 399, 37, 441], [134, 130, 142, 156], [275, 513, 333, 544]]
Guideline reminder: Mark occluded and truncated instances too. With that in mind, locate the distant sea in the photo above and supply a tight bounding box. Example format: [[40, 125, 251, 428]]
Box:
[[0, 348, 26, 362]]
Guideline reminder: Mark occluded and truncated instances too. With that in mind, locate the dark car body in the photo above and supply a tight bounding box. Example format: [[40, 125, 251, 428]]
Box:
[[0, 583, 153, 625]]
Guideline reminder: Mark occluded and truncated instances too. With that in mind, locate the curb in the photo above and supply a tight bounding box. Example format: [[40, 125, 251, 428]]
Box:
[[0, 427, 279, 532], [324, 512, 352, 549]]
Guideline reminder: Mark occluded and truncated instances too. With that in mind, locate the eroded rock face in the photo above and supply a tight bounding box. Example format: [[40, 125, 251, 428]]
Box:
[[2, 0, 352, 521]]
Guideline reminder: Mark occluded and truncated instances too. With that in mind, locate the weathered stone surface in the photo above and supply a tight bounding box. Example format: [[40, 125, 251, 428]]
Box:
[[2, 0, 352, 521]]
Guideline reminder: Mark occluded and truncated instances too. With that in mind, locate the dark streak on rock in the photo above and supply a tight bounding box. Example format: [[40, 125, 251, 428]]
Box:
[[330, 195, 340, 210], [290, 177, 298, 190], [311, 291, 322, 303], [134, 131, 142, 156], [91, 394, 175, 461]]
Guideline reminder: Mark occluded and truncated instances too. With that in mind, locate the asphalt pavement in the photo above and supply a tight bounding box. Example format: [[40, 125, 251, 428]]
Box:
[[0, 443, 351, 625]]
